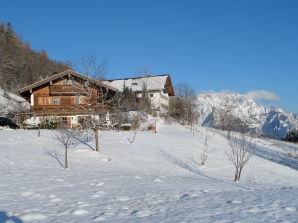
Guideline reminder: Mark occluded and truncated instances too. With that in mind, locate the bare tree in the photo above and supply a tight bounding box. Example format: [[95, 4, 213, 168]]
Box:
[[169, 83, 198, 125], [72, 53, 109, 81], [74, 84, 112, 152], [134, 64, 151, 76], [226, 133, 254, 182], [71, 53, 113, 152], [55, 129, 78, 169], [211, 94, 237, 139]]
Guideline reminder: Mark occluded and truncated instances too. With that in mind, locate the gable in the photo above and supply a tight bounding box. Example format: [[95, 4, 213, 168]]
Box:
[[18, 69, 117, 94]]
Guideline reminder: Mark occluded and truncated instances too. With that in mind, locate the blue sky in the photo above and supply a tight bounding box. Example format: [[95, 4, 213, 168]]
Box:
[[1, 0, 298, 113]]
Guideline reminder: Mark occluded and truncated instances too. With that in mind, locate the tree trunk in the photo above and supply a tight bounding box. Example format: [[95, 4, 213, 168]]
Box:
[[64, 147, 68, 169], [94, 129, 99, 152], [238, 168, 243, 182], [234, 169, 239, 182]]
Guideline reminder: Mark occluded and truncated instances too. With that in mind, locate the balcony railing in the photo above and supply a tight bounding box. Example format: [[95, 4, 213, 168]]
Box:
[[31, 104, 108, 115], [50, 85, 86, 94]]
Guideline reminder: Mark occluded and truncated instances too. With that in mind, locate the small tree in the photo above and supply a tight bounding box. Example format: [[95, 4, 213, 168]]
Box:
[[200, 128, 209, 166], [226, 133, 254, 182], [55, 129, 78, 169]]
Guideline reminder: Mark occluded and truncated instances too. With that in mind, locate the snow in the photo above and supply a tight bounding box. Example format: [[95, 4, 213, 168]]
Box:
[[0, 89, 30, 115], [0, 123, 297, 222], [103, 75, 168, 92]]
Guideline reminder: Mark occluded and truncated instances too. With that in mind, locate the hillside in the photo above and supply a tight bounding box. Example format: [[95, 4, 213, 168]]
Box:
[[0, 123, 297, 222], [0, 22, 68, 91], [197, 92, 298, 139]]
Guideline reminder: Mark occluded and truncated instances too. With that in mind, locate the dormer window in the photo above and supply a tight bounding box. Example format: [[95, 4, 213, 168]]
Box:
[[63, 79, 68, 85]]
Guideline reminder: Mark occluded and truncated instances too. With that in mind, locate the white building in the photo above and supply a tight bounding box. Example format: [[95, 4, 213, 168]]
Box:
[[103, 74, 175, 115]]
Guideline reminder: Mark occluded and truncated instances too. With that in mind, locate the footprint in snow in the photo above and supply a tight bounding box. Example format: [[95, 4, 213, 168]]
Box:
[[72, 209, 89, 216], [56, 210, 71, 216], [91, 191, 106, 198], [227, 200, 242, 204], [96, 182, 104, 187], [93, 216, 106, 222], [21, 192, 34, 197], [285, 207, 296, 212], [130, 209, 151, 217], [180, 194, 190, 199], [21, 213, 47, 221], [76, 202, 91, 208], [20, 191, 43, 199], [50, 197, 63, 202], [116, 196, 130, 201]]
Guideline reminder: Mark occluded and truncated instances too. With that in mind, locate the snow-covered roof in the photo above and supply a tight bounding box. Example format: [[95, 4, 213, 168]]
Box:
[[103, 74, 171, 93]]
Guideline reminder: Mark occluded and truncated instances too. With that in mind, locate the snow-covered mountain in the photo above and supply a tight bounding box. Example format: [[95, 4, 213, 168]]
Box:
[[0, 89, 29, 116], [197, 92, 298, 139]]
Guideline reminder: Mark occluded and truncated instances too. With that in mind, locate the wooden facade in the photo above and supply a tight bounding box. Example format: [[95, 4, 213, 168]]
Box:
[[18, 70, 117, 116]]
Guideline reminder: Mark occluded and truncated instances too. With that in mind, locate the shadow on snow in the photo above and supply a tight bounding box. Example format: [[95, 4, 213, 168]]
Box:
[[253, 145, 298, 171], [0, 211, 23, 223]]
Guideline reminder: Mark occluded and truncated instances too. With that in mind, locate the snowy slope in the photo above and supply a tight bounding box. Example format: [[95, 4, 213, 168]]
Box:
[[197, 92, 298, 139], [0, 89, 29, 115], [0, 124, 297, 222]]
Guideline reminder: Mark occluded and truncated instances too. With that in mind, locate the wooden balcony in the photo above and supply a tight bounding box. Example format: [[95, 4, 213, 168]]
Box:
[[49, 85, 87, 95], [31, 104, 108, 115]]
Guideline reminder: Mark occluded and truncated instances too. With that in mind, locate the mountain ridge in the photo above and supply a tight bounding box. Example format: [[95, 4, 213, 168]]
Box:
[[196, 92, 298, 139]]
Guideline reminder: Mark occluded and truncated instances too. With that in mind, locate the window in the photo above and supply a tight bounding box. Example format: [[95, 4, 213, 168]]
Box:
[[61, 117, 67, 125], [72, 80, 76, 86], [63, 79, 68, 85], [150, 93, 154, 98], [163, 88, 169, 94], [37, 97, 52, 105], [53, 97, 60, 105], [132, 83, 138, 86], [75, 97, 82, 104]]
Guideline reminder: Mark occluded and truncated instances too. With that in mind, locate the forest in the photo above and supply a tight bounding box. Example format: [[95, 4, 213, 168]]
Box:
[[0, 22, 69, 92]]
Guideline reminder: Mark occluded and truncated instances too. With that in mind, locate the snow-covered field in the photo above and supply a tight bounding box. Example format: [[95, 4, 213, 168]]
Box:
[[0, 123, 297, 223]]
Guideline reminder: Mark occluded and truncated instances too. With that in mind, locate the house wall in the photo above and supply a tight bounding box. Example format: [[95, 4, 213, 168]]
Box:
[[29, 77, 102, 115], [148, 90, 169, 114]]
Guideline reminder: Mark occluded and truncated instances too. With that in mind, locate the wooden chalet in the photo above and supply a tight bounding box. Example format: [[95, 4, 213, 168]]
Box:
[[18, 69, 117, 126]]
